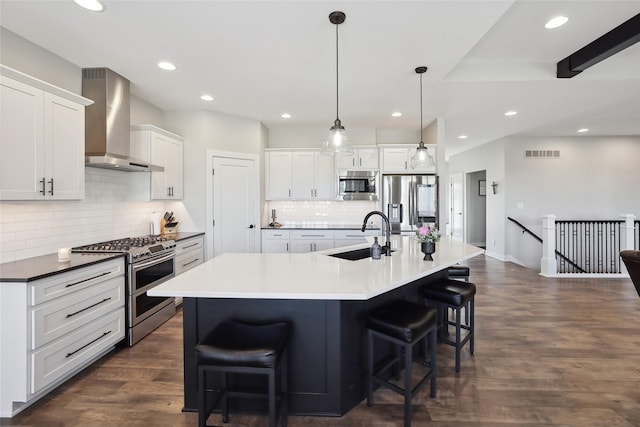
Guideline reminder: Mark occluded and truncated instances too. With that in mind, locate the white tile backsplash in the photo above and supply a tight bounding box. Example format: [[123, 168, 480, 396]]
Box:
[[266, 200, 381, 227], [0, 168, 165, 263]]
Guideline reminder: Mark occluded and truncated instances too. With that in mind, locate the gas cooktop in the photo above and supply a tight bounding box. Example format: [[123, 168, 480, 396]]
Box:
[[72, 236, 176, 262]]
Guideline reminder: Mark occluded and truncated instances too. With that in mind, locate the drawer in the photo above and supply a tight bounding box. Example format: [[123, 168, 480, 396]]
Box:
[[290, 230, 334, 240], [176, 236, 203, 253], [333, 230, 380, 240], [262, 230, 290, 240], [31, 276, 125, 349], [30, 258, 124, 305], [175, 248, 203, 275], [31, 309, 125, 394]]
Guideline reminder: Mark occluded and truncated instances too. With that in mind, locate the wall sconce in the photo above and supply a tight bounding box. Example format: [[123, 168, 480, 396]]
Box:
[[491, 181, 498, 194]]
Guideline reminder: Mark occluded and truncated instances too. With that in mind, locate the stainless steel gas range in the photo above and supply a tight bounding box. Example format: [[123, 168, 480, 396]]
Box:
[[72, 236, 176, 346]]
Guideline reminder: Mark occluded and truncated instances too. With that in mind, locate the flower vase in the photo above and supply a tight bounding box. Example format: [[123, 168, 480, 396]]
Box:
[[421, 241, 436, 261]]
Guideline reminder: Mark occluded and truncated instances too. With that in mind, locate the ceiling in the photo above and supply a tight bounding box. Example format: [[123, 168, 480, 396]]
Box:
[[1, 1, 639, 156]]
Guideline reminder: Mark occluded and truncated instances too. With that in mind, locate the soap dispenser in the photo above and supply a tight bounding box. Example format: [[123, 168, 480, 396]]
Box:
[[371, 236, 382, 260]]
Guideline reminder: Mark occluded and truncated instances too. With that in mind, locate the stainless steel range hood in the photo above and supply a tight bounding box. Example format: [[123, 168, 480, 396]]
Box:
[[82, 68, 163, 172]]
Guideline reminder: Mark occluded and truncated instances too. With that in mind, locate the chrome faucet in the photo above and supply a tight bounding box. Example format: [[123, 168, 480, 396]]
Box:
[[362, 211, 392, 256]]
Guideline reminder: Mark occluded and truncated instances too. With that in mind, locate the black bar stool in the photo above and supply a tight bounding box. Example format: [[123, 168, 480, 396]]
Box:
[[367, 300, 438, 427], [195, 320, 291, 427], [447, 265, 470, 282], [422, 279, 476, 373]]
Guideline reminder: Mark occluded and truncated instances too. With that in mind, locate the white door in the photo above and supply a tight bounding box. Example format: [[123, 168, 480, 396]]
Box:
[[212, 156, 258, 257], [450, 173, 464, 241]]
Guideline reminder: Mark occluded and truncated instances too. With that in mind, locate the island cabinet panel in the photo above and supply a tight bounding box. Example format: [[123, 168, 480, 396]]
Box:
[[180, 267, 448, 416]]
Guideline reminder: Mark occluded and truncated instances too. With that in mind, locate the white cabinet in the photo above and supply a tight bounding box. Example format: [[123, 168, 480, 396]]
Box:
[[130, 124, 184, 200], [333, 229, 381, 248], [262, 230, 290, 253], [0, 67, 92, 201], [380, 145, 436, 173], [0, 257, 125, 417], [336, 146, 379, 170], [266, 150, 335, 200], [265, 151, 293, 199], [174, 235, 204, 306], [175, 235, 204, 275], [289, 230, 334, 253]]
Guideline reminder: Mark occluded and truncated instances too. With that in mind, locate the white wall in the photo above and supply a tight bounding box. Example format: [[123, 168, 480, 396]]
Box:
[[448, 135, 640, 270], [162, 110, 264, 233]]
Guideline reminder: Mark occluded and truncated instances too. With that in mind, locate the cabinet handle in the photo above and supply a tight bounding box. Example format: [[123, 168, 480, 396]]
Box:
[[286, 243, 289, 252], [352, 158, 355, 167], [40, 178, 46, 195], [48, 178, 54, 195], [288, 189, 291, 197], [66, 330, 112, 358], [65, 297, 112, 318], [404, 161, 408, 170], [359, 158, 362, 166], [65, 272, 111, 288], [182, 243, 199, 250], [171, 186, 174, 197], [167, 187, 171, 196], [310, 243, 313, 251], [182, 258, 200, 267]]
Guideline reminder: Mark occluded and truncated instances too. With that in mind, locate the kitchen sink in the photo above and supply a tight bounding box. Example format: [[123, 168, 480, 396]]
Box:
[[327, 247, 395, 261]]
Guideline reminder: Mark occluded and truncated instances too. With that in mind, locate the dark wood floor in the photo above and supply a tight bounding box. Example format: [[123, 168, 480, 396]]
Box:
[[2, 255, 640, 427]]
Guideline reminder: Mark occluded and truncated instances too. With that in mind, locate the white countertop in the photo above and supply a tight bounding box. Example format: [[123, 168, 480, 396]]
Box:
[[149, 236, 484, 301]]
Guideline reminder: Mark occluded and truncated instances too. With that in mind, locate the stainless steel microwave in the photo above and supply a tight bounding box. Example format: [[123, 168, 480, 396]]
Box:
[[337, 171, 378, 201]]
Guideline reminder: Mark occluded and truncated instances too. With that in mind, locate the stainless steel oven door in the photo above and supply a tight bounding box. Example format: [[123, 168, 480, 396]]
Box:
[[128, 252, 175, 327]]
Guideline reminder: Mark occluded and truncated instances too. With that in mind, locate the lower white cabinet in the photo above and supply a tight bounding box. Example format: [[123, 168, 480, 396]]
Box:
[[334, 229, 381, 248], [289, 230, 334, 253], [262, 230, 290, 253], [0, 257, 125, 417], [261, 229, 382, 253], [174, 235, 205, 305]]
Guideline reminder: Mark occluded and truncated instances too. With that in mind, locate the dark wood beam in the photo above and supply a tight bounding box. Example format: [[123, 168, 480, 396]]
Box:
[[557, 13, 640, 78]]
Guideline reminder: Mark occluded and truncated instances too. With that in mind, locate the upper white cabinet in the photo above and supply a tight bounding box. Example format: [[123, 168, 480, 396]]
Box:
[[266, 150, 335, 200], [380, 145, 437, 173], [130, 124, 184, 200], [0, 67, 92, 200], [335, 146, 379, 170]]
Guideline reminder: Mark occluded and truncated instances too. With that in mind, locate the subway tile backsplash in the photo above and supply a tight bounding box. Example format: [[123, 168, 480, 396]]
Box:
[[0, 168, 165, 263], [267, 200, 380, 227]]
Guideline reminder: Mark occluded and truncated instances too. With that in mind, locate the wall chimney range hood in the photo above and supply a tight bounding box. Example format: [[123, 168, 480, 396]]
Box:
[[82, 68, 163, 172]]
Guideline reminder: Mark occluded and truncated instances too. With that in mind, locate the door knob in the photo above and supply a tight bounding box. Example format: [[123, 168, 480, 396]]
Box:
[[248, 224, 255, 229]]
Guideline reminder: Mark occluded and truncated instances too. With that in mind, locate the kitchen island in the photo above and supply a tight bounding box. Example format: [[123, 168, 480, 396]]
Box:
[[149, 236, 483, 416]]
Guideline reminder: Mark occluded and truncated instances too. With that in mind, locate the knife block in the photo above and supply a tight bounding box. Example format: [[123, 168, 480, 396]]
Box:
[[160, 218, 178, 235]]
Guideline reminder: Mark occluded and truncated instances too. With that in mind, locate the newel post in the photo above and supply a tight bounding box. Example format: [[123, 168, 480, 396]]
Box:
[[620, 214, 636, 275], [540, 214, 557, 277]]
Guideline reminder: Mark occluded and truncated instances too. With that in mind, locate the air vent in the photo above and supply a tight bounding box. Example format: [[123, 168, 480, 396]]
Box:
[[524, 149, 560, 159]]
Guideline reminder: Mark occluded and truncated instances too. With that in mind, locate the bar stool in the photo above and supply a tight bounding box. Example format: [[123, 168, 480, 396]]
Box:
[[447, 265, 471, 323], [195, 320, 291, 427], [367, 300, 438, 427], [422, 279, 476, 373]]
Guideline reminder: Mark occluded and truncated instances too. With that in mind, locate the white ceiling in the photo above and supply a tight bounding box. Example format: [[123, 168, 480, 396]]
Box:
[[2, 0, 639, 156]]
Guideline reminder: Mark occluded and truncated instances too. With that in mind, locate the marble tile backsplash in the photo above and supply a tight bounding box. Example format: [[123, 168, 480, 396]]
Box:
[[266, 200, 380, 227], [0, 168, 164, 263]]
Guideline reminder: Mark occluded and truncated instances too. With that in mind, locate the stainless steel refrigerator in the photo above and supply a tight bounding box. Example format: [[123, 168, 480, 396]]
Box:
[[382, 174, 438, 234]]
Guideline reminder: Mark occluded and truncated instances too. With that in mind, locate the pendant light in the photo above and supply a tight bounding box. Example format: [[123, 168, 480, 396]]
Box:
[[321, 11, 354, 155], [410, 66, 435, 169]]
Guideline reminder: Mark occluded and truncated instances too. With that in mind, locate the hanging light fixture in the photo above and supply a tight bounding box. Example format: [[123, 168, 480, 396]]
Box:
[[321, 11, 354, 155], [410, 66, 435, 169]]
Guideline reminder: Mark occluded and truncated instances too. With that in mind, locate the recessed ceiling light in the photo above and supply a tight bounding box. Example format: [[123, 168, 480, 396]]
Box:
[[458, 135, 468, 139], [545, 16, 569, 29], [391, 112, 402, 117], [157, 61, 176, 71], [73, 0, 105, 12], [281, 113, 291, 119], [504, 110, 518, 116], [200, 94, 214, 102], [577, 128, 589, 133]]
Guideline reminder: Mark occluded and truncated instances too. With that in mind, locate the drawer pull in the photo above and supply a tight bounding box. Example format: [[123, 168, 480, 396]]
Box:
[[65, 272, 111, 288], [182, 243, 199, 249], [65, 330, 112, 358], [182, 258, 200, 268], [66, 297, 112, 318]]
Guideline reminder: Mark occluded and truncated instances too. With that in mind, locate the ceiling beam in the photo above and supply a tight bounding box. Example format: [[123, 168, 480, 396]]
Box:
[[557, 13, 640, 78]]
